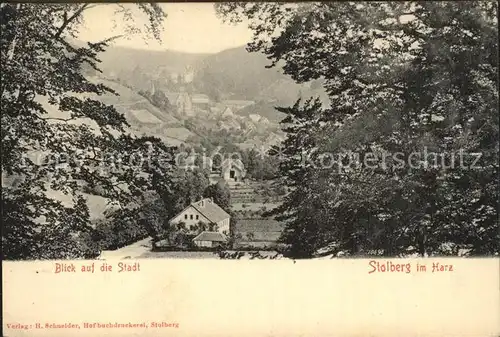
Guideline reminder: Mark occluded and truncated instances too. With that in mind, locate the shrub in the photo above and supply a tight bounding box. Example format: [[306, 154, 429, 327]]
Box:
[[84, 217, 149, 252]]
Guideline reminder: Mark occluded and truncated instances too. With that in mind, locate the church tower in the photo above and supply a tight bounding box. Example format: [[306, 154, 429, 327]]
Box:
[[150, 79, 156, 95], [184, 65, 194, 83]]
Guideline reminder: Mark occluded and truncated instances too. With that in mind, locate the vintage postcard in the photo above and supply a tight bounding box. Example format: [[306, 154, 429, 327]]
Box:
[[2, 2, 499, 336]]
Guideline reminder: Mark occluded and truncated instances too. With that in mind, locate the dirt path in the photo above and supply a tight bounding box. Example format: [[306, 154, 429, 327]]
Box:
[[99, 237, 152, 260]]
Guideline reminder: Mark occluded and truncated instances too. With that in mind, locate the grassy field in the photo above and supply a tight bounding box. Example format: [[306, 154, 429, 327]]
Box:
[[44, 187, 112, 222], [129, 109, 163, 124], [235, 219, 284, 232], [234, 218, 285, 246]]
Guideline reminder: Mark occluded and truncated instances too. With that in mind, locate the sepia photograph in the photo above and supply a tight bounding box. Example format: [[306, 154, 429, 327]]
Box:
[[1, 1, 498, 263], [2, 3, 500, 337]]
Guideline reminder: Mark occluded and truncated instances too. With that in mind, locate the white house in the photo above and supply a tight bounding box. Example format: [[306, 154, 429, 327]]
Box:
[[169, 198, 231, 235], [221, 158, 246, 183], [192, 231, 226, 248]]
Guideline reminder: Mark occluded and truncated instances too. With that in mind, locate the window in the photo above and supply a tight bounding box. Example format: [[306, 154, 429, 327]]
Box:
[[190, 214, 193, 220], [184, 214, 188, 220], [196, 215, 199, 220]]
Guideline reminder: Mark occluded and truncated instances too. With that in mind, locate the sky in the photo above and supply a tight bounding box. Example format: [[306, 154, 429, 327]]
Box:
[[78, 3, 253, 54]]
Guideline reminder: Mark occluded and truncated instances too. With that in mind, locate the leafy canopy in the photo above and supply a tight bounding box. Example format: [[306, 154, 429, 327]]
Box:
[[1, 3, 173, 259], [216, 2, 499, 258]]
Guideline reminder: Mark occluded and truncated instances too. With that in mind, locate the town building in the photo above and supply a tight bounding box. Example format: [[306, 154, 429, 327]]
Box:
[[192, 231, 227, 248], [177, 152, 247, 185], [210, 106, 221, 114], [221, 158, 246, 183], [168, 198, 231, 235], [183, 65, 195, 83], [165, 89, 193, 116], [222, 100, 255, 111], [191, 94, 210, 110], [216, 118, 241, 131], [221, 107, 234, 118]]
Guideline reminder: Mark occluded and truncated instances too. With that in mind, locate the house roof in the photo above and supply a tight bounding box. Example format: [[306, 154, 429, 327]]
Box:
[[222, 100, 255, 106], [192, 94, 210, 103], [191, 198, 230, 223], [221, 158, 246, 173], [193, 231, 227, 242], [165, 92, 180, 104], [249, 114, 262, 123], [169, 198, 230, 224], [221, 107, 234, 116]]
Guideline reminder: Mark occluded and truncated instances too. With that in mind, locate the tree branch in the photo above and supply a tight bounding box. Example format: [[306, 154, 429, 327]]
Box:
[[41, 117, 77, 122], [54, 4, 91, 39]]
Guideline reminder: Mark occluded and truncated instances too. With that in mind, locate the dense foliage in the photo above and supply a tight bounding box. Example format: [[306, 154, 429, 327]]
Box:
[[203, 181, 231, 211], [1, 3, 171, 259], [217, 2, 499, 258]]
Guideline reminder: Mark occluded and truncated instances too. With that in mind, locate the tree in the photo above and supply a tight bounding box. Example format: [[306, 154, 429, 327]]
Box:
[[194, 65, 224, 102], [216, 2, 499, 258], [240, 148, 279, 181], [153, 167, 210, 222], [1, 3, 170, 259], [139, 196, 175, 246], [203, 181, 231, 211]]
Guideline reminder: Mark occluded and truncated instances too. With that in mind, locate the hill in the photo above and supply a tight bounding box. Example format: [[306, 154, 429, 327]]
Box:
[[38, 76, 193, 146], [73, 40, 207, 92], [193, 46, 284, 101], [192, 46, 330, 106], [91, 78, 195, 146], [82, 44, 331, 148], [85, 42, 330, 106], [98, 45, 206, 75], [89, 43, 330, 112]]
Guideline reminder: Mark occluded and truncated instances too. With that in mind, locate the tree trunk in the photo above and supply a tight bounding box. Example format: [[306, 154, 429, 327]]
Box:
[[6, 4, 21, 61]]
